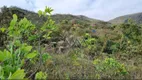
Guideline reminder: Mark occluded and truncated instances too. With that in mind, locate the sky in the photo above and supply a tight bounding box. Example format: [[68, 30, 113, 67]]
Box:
[[0, 0, 142, 21]]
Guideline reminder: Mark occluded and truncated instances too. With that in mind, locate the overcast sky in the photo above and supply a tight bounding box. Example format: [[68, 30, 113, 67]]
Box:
[[0, 0, 142, 21]]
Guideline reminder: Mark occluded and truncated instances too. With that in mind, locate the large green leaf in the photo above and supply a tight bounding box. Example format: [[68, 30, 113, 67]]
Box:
[[0, 50, 12, 62], [25, 51, 37, 59], [10, 14, 18, 28], [21, 44, 32, 53], [0, 66, 4, 79], [38, 10, 43, 17], [8, 69, 25, 79], [35, 71, 47, 79], [45, 6, 53, 14], [24, 46, 32, 52]]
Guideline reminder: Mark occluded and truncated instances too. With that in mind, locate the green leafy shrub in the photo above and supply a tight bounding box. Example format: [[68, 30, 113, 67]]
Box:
[[118, 19, 142, 55], [93, 58, 128, 79], [0, 6, 54, 79], [103, 40, 120, 54], [81, 33, 97, 56]]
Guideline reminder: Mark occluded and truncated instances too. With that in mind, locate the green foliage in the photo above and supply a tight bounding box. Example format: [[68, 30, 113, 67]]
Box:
[[25, 50, 38, 59], [0, 6, 55, 79], [0, 50, 12, 61], [118, 19, 142, 55], [104, 40, 120, 54], [8, 69, 26, 79], [0, 66, 4, 79], [120, 19, 142, 44], [42, 53, 52, 63], [81, 33, 97, 55], [0, 27, 6, 33], [0, 6, 142, 79], [0, 42, 38, 78], [37, 6, 57, 41], [38, 6, 53, 17], [93, 58, 128, 78], [35, 71, 47, 79], [7, 14, 36, 42]]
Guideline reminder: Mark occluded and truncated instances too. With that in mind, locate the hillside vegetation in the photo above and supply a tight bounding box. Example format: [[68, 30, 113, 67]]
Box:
[[109, 12, 142, 24], [0, 6, 142, 79]]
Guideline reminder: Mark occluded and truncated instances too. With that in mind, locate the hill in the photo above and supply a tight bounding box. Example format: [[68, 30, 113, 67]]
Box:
[[109, 12, 142, 24], [0, 6, 110, 28]]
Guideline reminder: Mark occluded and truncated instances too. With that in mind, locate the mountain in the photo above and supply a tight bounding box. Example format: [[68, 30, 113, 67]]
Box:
[[0, 6, 110, 28], [109, 12, 142, 24]]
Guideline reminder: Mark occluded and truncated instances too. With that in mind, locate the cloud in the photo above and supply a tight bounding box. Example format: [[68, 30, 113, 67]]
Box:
[[34, 0, 90, 13], [0, 0, 142, 21], [0, 0, 35, 11], [34, 0, 142, 21]]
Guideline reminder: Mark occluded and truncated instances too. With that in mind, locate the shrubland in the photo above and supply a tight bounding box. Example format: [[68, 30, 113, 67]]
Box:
[[0, 6, 142, 79]]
